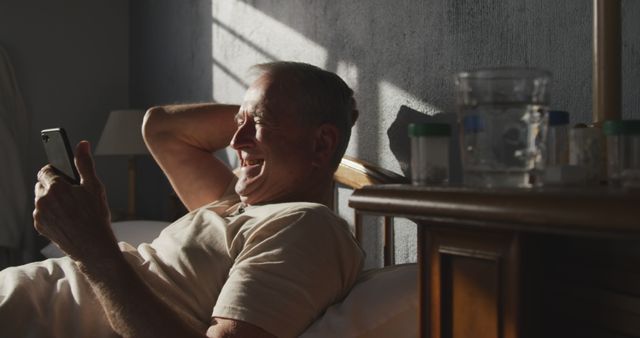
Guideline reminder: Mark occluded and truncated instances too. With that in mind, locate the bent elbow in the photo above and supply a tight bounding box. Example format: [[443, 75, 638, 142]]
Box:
[[142, 106, 168, 142]]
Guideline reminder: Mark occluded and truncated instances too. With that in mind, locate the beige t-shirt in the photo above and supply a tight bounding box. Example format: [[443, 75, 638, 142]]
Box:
[[120, 191, 364, 337]]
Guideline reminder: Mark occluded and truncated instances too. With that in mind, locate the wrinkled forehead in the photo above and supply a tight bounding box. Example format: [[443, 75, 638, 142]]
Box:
[[240, 73, 301, 119]]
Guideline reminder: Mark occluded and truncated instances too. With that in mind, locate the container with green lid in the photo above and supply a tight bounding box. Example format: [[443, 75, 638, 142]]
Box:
[[408, 123, 452, 137], [602, 120, 640, 188], [603, 120, 640, 135], [408, 123, 451, 185]]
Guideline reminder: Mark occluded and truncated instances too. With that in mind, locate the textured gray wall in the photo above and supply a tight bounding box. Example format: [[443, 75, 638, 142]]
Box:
[[131, 0, 640, 267]]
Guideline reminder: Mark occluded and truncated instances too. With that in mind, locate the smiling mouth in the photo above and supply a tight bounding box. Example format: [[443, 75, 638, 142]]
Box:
[[244, 159, 264, 166]]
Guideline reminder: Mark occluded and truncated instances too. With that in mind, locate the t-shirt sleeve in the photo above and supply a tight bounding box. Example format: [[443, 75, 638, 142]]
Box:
[[212, 207, 364, 338]]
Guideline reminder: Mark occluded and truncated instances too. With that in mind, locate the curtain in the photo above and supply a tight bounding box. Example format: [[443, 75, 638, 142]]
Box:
[[0, 43, 30, 266]]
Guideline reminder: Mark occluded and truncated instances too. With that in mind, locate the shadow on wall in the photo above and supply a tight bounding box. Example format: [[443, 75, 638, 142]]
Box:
[[130, 0, 221, 221], [131, 0, 215, 106], [387, 105, 462, 184]]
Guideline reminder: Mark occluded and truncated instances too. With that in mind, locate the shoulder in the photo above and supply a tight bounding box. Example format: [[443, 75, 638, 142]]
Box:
[[249, 202, 347, 229], [240, 202, 355, 245], [252, 201, 338, 218]]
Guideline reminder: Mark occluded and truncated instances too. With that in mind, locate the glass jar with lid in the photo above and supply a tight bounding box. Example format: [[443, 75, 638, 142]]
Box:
[[409, 123, 451, 185]]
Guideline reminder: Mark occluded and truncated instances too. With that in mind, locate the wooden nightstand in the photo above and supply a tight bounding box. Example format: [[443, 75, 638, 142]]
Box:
[[350, 184, 640, 338]]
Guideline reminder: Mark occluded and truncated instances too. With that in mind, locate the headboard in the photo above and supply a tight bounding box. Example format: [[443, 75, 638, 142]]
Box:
[[332, 155, 408, 266]]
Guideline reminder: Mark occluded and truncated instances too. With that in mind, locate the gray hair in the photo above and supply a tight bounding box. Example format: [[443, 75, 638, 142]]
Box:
[[250, 61, 358, 168]]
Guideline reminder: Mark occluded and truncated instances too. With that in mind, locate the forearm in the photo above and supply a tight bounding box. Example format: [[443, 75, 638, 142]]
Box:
[[78, 254, 205, 338], [142, 103, 240, 210], [34, 140, 208, 337], [143, 103, 239, 152]]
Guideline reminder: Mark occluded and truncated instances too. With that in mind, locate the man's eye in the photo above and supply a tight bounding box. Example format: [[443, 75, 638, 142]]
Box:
[[236, 118, 245, 125]]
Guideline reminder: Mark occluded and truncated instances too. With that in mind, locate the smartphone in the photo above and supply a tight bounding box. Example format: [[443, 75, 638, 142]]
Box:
[[41, 128, 80, 184]]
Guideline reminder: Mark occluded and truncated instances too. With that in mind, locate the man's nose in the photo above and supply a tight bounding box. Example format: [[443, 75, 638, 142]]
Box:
[[230, 120, 255, 149]]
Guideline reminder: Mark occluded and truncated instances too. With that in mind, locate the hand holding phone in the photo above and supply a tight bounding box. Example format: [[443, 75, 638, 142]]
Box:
[[41, 128, 80, 184], [35, 134, 116, 262]]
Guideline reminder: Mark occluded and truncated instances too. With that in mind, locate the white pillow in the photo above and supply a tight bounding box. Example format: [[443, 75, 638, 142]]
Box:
[[301, 263, 418, 338], [41, 220, 170, 258]]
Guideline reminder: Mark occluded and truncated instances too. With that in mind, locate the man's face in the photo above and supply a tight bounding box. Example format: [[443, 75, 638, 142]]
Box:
[[230, 74, 318, 205]]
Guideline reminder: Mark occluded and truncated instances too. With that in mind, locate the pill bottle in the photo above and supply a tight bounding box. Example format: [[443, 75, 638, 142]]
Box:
[[603, 120, 640, 188], [409, 123, 451, 185], [546, 110, 570, 166]]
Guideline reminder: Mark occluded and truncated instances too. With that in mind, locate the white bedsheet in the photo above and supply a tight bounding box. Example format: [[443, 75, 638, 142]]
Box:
[[1, 257, 418, 338], [22, 221, 418, 337], [0, 257, 118, 337]]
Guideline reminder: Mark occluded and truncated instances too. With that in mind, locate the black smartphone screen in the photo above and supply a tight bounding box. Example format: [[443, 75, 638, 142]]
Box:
[[41, 128, 80, 184]]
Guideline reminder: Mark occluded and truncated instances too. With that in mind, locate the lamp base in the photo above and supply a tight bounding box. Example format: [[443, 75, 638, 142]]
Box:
[[127, 156, 136, 219]]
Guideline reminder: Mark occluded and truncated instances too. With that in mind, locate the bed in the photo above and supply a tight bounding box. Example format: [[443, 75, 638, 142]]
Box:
[[41, 156, 418, 337]]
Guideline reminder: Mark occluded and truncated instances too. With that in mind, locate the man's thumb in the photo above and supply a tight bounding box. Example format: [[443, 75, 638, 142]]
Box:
[[74, 140, 99, 189]]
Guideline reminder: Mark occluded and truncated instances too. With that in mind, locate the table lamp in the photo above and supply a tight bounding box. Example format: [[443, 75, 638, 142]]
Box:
[[95, 109, 149, 219]]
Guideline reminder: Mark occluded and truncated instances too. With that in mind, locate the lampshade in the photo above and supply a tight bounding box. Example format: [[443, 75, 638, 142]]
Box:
[[95, 109, 149, 156]]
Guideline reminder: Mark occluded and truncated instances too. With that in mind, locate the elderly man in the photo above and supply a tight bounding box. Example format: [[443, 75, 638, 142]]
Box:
[[0, 62, 363, 337]]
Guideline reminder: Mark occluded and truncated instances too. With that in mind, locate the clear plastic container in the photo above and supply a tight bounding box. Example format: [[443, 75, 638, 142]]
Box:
[[569, 124, 605, 185], [543, 111, 579, 186], [409, 123, 451, 185], [603, 120, 640, 188]]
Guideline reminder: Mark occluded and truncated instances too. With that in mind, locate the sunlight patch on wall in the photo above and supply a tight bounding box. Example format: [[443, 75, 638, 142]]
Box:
[[211, 0, 328, 103], [337, 59, 360, 158], [336, 60, 360, 93], [378, 80, 442, 118], [345, 123, 359, 158]]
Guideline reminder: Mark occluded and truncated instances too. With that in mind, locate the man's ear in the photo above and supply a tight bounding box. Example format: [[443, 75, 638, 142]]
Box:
[[312, 123, 339, 167]]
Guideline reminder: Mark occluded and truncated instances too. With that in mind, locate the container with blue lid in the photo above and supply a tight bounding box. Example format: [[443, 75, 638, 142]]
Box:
[[548, 110, 570, 126]]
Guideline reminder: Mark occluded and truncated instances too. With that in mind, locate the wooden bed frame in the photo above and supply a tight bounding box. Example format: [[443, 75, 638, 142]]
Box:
[[332, 155, 408, 266]]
